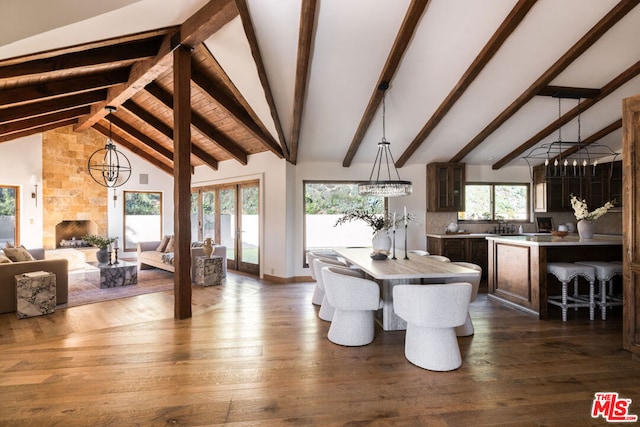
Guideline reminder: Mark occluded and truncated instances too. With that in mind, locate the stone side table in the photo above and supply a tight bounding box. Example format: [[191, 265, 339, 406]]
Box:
[[15, 271, 56, 319], [86, 260, 138, 288], [195, 255, 223, 286]]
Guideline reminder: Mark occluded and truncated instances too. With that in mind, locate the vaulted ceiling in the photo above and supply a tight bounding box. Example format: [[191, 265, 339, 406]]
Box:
[[1, 0, 639, 174]]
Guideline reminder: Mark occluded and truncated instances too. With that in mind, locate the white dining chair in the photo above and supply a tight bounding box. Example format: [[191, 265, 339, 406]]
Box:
[[313, 257, 351, 321], [448, 262, 482, 336]]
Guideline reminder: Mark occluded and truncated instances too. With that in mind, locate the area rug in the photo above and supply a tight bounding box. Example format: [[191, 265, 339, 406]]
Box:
[[60, 268, 175, 308]]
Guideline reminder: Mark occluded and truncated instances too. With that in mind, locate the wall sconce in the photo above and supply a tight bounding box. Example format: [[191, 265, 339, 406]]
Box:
[[30, 175, 39, 207]]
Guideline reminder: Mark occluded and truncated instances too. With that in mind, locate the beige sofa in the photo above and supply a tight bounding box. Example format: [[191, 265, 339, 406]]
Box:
[[137, 241, 227, 278], [0, 248, 69, 314]]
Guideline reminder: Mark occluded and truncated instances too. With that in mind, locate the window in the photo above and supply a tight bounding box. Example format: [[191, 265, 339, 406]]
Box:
[[458, 183, 529, 221], [123, 191, 162, 251], [303, 181, 385, 266], [0, 186, 18, 246]]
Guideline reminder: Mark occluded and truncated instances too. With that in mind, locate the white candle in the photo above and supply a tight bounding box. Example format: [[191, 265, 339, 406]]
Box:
[[393, 212, 396, 230], [404, 206, 407, 226], [108, 244, 112, 252], [114, 238, 118, 249]]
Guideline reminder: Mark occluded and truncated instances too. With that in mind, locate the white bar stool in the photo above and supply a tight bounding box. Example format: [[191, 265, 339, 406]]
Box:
[[575, 261, 623, 320], [547, 262, 596, 321]]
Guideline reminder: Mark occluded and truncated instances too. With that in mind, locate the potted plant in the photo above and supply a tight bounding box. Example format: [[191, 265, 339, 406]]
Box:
[[569, 195, 615, 239], [82, 234, 116, 264]]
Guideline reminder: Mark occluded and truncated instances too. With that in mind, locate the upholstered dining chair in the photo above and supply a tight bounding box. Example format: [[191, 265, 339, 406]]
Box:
[[393, 283, 472, 371], [408, 250, 430, 256], [448, 262, 482, 336], [312, 257, 351, 321], [427, 255, 450, 262], [321, 266, 383, 346], [308, 250, 341, 305]]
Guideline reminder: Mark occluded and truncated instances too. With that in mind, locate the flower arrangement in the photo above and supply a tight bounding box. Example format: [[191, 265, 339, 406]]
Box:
[[334, 206, 415, 233], [570, 195, 615, 221], [82, 234, 116, 249]]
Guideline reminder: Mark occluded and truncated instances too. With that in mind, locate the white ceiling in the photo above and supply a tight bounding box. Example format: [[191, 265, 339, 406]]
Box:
[[2, 0, 639, 169]]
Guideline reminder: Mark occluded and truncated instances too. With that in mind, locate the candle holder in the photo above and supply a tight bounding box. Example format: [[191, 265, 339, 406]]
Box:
[[108, 249, 113, 266], [404, 224, 409, 260], [392, 229, 397, 260], [113, 247, 119, 265]]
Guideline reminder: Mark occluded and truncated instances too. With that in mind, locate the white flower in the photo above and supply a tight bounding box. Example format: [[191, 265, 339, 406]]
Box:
[[570, 195, 614, 221]]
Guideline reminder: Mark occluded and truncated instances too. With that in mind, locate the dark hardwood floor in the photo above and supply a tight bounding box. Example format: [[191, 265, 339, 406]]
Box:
[[0, 271, 638, 426]]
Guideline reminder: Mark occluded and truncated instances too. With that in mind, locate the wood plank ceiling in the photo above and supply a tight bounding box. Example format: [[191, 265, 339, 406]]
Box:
[[1, 0, 639, 173]]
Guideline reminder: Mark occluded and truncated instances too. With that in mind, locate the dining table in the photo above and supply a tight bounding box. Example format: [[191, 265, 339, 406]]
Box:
[[334, 248, 479, 331]]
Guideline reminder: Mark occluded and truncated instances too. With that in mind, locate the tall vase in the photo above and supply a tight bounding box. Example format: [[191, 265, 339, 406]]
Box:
[[203, 238, 214, 257], [577, 219, 594, 239], [96, 247, 109, 264], [372, 230, 392, 253]]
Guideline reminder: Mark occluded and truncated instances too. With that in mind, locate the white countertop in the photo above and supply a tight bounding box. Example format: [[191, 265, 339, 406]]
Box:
[[484, 234, 622, 246]]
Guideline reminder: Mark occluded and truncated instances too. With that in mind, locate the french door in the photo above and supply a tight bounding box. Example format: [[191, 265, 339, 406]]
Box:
[[0, 186, 19, 246], [192, 180, 259, 275]]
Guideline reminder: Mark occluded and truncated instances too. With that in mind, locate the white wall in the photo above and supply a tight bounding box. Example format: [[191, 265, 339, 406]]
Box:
[[0, 134, 43, 248]]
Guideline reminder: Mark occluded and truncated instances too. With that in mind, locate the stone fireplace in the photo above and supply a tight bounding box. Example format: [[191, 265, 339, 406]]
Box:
[[55, 220, 98, 248], [42, 125, 108, 250]]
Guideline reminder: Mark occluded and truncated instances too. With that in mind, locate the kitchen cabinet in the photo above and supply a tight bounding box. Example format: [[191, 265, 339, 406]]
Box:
[[426, 235, 487, 279], [427, 162, 465, 212]]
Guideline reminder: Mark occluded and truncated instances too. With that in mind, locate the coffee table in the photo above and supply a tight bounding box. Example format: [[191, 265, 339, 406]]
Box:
[[86, 260, 138, 288]]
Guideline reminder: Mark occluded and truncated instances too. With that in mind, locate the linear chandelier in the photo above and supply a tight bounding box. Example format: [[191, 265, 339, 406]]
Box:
[[88, 106, 132, 188], [358, 82, 412, 198], [522, 97, 619, 180]]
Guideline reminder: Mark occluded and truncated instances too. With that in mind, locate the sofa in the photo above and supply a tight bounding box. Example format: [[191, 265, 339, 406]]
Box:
[[0, 248, 69, 314], [137, 240, 227, 279]]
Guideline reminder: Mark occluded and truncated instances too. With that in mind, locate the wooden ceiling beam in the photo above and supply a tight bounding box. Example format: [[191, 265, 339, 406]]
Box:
[[396, 0, 536, 167], [0, 106, 89, 136], [0, 68, 129, 106], [493, 60, 640, 169], [537, 85, 601, 99], [0, 89, 107, 124], [144, 82, 247, 165], [0, 38, 163, 79], [122, 99, 219, 170], [75, 0, 237, 131], [0, 119, 76, 143], [93, 122, 174, 175], [342, 0, 429, 167], [288, 0, 317, 165], [451, 0, 640, 163], [235, 0, 290, 161], [191, 60, 283, 158], [106, 113, 176, 164]]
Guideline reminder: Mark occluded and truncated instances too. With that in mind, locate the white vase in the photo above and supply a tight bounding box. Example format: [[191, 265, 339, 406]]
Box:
[[372, 230, 391, 253], [577, 219, 594, 239]]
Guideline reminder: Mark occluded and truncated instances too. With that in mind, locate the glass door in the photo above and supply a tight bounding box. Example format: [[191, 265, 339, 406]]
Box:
[[239, 182, 259, 275], [0, 186, 18, 246], [219, 186, 236, 267]]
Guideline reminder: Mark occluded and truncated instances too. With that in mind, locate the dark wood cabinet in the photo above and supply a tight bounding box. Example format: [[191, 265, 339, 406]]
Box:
[[427, 163, 465, 212], [426, 236, 487, 279], [533, 161, 621, 212]]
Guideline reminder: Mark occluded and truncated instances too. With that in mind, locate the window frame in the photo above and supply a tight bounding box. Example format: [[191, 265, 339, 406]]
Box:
[[458, 182, 530, 223]]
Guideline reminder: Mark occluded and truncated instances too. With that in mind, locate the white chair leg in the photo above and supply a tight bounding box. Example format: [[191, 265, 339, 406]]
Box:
[[311, 285, 324, 306], [404, 324, 462, 371], [318, 294, 335, 321], [328, 309, 375, 346], [455, 313, 474, 337]]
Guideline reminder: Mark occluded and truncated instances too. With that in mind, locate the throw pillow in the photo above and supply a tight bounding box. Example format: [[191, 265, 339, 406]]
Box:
[[156, 235, 171, 252], [0, 253, 12, 264], [164, 236, 175, 253], [3, 246, 36, 262]]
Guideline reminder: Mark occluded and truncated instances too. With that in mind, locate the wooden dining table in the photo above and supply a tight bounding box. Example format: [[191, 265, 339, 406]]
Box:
[[334, 248, 479, 331]]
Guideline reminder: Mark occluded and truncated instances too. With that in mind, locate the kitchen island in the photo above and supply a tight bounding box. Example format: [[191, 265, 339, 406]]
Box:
[[486, 234, 622, 318]]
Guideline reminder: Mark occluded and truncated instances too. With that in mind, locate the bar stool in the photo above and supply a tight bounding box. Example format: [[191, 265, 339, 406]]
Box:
[[575, 261, 623, 320], [547, 262, 596, 321]]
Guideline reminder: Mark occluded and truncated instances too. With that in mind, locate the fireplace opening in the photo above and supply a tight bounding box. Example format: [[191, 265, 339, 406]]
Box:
[[55, 220, 98, 248]]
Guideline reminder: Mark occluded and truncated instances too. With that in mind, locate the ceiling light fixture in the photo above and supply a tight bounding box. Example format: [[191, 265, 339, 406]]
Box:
[[358, 82, 412, 198], [522, 97, 619, 180], [88, 106, 132, 188]]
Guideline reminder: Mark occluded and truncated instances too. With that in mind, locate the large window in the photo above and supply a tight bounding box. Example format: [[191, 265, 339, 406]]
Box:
[[123, 191, 162, 251], [304, 181, 385, 265], [0, 186, 18, 246], [458, 183, 529, 222]]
